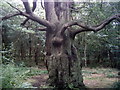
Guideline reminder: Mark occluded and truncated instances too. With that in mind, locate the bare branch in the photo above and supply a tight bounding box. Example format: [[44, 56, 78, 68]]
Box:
[[2, 1, 53, 29], [61, 14, 120, 34], [21, 0, 32, 14], [93, 14, 120, 31], [37, 27, 47, 31], [40, 0, 44, 9], [1, 12, 21, 20], [32, 0, 37, 11], [1, 2, 22, 20], [21, 0, 37, 26], [6, 2, 22, 12], [21, 18, 29, 25], [20, 12, 53, 28]]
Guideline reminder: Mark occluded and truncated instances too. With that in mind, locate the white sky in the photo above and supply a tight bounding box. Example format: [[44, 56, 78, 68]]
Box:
[[14, 0, 120, 3], [10, 0, 120, 8]]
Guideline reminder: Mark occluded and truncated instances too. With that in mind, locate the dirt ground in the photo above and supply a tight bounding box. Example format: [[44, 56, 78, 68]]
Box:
[[83, 74, 118, 88], [27, 68, 119, 88]]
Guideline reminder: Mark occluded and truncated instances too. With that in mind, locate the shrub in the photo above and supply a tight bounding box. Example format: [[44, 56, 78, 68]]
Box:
[[1, 63, 34, 88], [111, 81, 120, 90]]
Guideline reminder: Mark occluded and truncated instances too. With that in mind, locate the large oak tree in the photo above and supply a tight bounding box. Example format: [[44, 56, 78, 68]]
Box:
[[2, 0, 120, 88]]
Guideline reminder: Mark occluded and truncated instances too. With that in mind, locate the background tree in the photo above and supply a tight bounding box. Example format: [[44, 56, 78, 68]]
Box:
[[74, 2, 120, 68], [1, 0, 120, 88], [1, 0, 45, 66]]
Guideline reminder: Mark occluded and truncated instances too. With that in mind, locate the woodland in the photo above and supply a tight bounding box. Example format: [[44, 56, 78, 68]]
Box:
[[0, 0, 120, 89]]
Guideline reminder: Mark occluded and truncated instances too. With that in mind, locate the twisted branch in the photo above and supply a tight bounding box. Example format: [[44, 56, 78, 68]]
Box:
[[61, 14, 120, 35]]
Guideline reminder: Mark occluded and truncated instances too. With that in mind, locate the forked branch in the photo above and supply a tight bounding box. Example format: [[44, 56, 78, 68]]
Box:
[[21, 0, 32, 14], [61, 14, 120, 34], [21, 0, 37, 25], [1, 2, 23, 20], [1, 12, 21, 20], [2, 1, 53, 29]]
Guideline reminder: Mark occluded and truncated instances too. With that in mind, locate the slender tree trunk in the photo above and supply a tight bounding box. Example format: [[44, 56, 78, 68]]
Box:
[[84, 43, 87, 67], [84, 33, 87, 67], [20, 43, 23, 60], [34, 48, 38, 65], [0, 29, 2, 64], [29, 34, 32, 59], [108, 50, 114, 68]]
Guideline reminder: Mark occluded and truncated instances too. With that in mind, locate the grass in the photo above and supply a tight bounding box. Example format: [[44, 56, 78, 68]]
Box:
[[82, 67, 118, 76], [1, 63, 119, 88], [27, 67, 119, 88], [25, 67, 48, 77], [1, 63, 48, 88], [82, 67, 119, 88]]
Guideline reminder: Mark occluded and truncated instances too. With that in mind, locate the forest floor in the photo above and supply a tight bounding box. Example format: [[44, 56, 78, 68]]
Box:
[[27, 67, 119, 88]]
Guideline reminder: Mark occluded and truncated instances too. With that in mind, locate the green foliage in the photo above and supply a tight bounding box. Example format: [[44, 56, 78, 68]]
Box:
[[75, 2, 120, 68], [2, 22, 45, 66], [106, 73, 116, 78], [82, 70, 95, 75], [1, 0, 120, 68], [1, 63, 48, 88], [1, 0, 45, 66], [25, 67, 48, 76], [111, 81, 120, 89], [1, 64, 30, 88]]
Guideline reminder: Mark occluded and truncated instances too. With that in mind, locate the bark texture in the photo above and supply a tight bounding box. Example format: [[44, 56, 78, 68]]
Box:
[[43, 1, 85, 88], [45, 28, 84, 88]]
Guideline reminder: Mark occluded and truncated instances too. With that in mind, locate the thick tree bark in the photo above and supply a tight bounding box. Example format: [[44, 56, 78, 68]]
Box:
[[43, 1, 85, 88], [45, 28, 84, 88]]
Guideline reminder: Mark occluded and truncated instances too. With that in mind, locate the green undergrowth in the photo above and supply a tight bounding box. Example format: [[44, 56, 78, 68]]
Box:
[[82, 67, 119, 88], [1, 63, 48, 88], [82, 67, 118, 77], [111, 81, 120, 89]]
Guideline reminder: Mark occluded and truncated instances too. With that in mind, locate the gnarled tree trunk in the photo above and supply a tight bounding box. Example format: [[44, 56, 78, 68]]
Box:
[[43, 1, 84, 88], [45, 33, 84, 88]]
